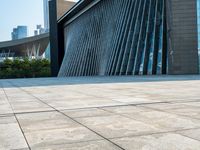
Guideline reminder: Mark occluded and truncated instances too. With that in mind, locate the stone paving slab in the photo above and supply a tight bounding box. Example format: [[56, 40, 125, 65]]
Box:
[[0, 116, 29, 150], [9, 101, 54, 114], [76, 114, 161, 138], [177, 128, 200, 141], [24, 127, 102, 149], [0, 75, 200, 150]]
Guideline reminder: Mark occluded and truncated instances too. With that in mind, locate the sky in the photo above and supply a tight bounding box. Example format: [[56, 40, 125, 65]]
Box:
[[0, 0, 44, 42], [0, 0, 79, 42]]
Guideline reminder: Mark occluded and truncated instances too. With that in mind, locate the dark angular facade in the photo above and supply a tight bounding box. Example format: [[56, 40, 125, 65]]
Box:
[[51, 0, 199, 77], [166, 0, 199, 74]]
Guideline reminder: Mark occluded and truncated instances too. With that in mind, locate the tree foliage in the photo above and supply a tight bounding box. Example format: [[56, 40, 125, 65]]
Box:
[[0, 58, 51, 79]]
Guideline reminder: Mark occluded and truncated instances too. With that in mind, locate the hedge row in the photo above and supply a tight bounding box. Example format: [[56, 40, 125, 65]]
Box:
[[0, 58, 51, 79]]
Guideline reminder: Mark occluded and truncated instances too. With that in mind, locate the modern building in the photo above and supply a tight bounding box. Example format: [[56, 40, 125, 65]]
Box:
[[43, 0, 50, 32], [0, 33, 49, 59], [34, 25, 45, 36], [49, 0, 200, 77], [11, 26, 28, 40]]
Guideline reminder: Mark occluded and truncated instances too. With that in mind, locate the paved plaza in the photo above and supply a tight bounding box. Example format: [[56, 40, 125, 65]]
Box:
[[1, 75, 200, 150]]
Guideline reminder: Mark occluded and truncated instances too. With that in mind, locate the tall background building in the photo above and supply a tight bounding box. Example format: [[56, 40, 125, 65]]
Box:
[[34, 25, 45, 36], [43, 0, 50, 59], [43, 0, 50, 32], [11, 26, 28, 40]]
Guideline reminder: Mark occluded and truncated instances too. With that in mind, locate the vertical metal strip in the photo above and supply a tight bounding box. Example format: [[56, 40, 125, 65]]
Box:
[[156, 0, 164, 74], [126, 0, 143, 75], [110, 0, 133, 75], [147, 0, 158, 75], [120, 0, 140, 75], [114, 0, 137, 75], [133, 0, 148, 75], [106, 0, 129, 75], [138, 0, 152, 75]]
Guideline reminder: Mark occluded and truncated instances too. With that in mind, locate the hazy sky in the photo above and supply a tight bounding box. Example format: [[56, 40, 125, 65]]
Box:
[[0, 0, 44, 42], [0, 0, 78, 42]]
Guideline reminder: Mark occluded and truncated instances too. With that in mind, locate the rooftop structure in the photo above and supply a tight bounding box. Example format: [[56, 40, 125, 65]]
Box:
[[0, 33, 49, 58]]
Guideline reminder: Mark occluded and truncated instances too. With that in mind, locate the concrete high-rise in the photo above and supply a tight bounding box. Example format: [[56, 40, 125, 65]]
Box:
[[11, 26, 28, 40]]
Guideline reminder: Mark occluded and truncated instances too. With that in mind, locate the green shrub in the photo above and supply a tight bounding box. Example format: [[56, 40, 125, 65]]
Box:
[[0, 58, 51, 79]]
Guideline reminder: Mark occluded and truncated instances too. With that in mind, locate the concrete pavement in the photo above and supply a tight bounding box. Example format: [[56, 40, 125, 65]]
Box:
[[0, 76, 200, 150]]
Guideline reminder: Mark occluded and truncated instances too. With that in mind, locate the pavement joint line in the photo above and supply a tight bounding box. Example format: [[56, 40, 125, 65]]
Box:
[[5, 79, 200, 149], [130, 101, 171, 106], [58, 110, 126, 150], [2, 88, 200, 115], [0, 114, 14, 118], [177, 132, 200, 142], [18, 87, 200, 149], [1, 98, 193, 118], [70, 114, 114, 119], [99, 107, 200, 136], [0, 110, 58, 117], [169, 100, 200, 104], [14, 110, 57, 115], [1, 84, 31, 150], [8, 82, 126, 150], [150, 106, 200, 121], [2, 92, 175, 116], [108, 127, 200, 140], [0, 102, 159, 117], [138, 105, 200, 121], [33, 139, 111, 149], [139, 101, 200, 106]]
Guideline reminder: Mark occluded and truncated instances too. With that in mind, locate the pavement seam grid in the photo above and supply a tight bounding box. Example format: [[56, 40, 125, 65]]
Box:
[[4, 79, 200, 149], [8, 81, 126, 150]]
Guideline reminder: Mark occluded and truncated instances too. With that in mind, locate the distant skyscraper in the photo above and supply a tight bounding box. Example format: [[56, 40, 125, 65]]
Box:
[[11, 26, 28, 40], [34, 30, 38, 36], [35, 24, 45, 35], [43, 0, 50, 32]]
